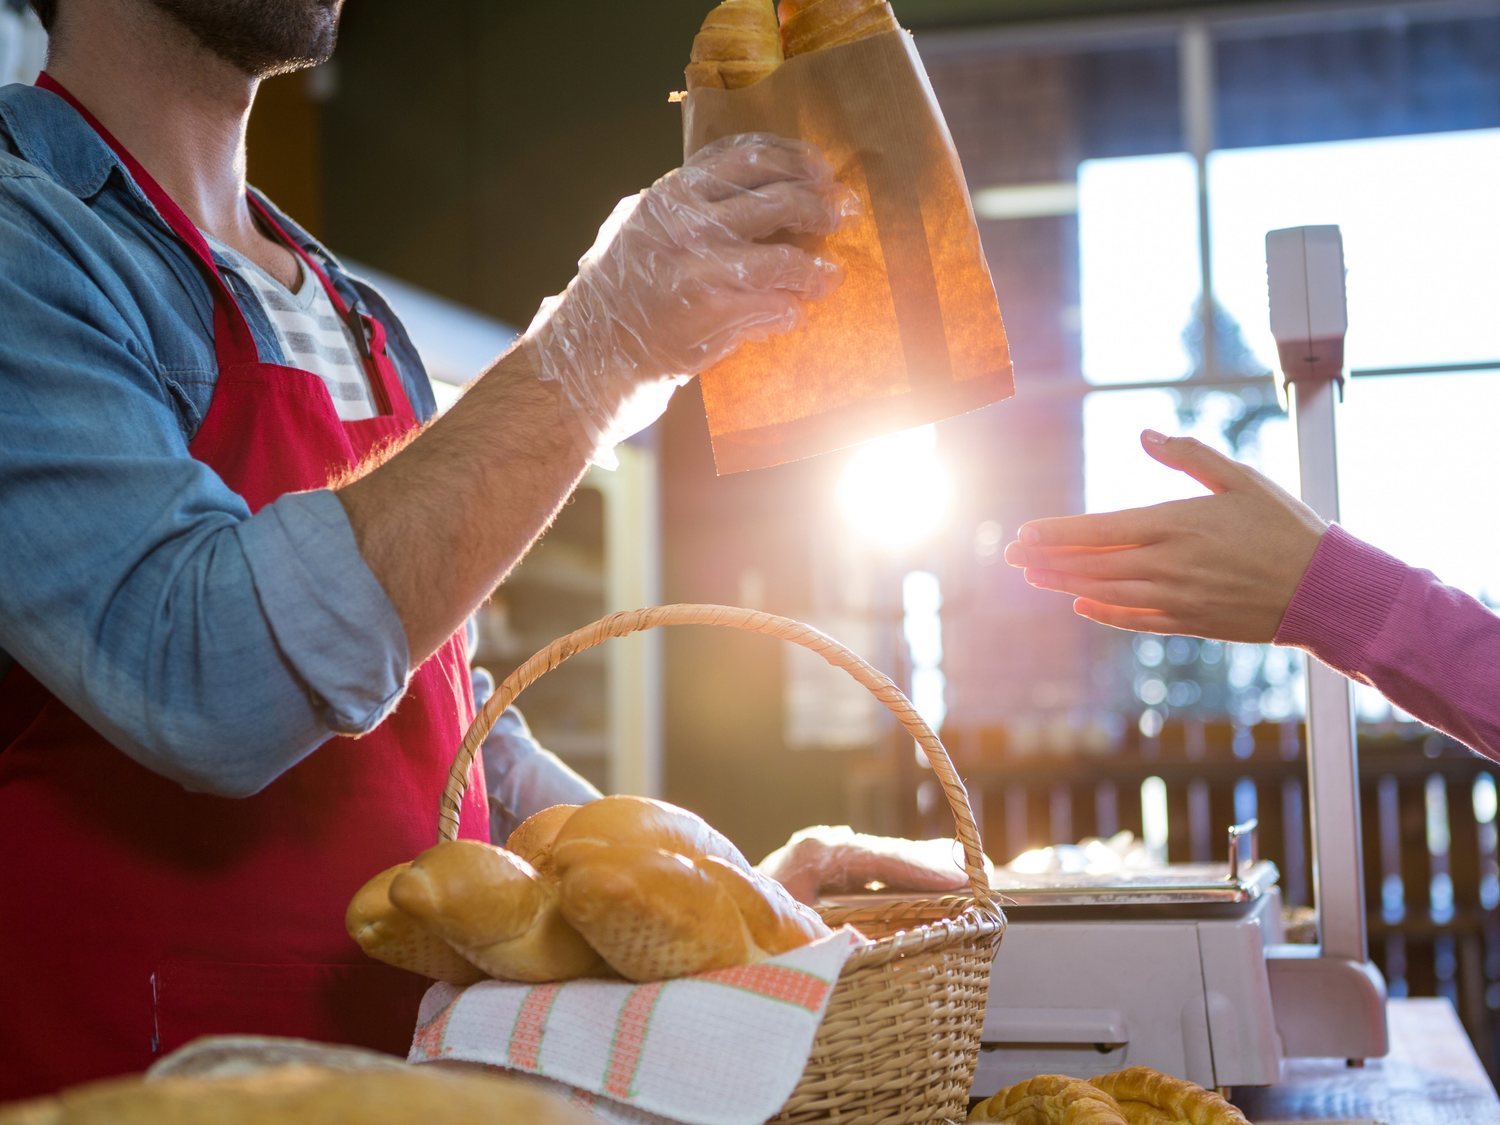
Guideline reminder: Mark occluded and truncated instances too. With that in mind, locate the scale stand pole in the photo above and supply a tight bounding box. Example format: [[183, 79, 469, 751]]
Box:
[[1264, 225, 1387, 1060]]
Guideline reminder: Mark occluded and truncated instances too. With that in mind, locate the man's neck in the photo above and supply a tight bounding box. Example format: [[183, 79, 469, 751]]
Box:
[[46, 0, 261, 246]]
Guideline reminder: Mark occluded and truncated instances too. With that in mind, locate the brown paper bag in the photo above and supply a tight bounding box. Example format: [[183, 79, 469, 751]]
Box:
[[682, 28, 1014, 475]]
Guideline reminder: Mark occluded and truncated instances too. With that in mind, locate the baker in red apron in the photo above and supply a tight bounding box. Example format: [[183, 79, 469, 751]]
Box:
[[0, 74, 489, 1101]]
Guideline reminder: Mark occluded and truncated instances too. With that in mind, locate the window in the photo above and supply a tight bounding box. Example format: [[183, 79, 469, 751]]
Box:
[[926, 3, 1500, 733]]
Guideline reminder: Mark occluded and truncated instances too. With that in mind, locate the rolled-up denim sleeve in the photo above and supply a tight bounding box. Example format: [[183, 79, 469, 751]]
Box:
[[0, 173, 410, 797]]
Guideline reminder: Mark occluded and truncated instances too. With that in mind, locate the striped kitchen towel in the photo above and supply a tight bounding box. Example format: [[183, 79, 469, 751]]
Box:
[[407, 926, 867, 1124]]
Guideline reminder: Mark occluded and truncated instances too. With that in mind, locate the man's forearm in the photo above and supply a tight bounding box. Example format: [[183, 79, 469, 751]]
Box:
[[337, 345, 589, 664]]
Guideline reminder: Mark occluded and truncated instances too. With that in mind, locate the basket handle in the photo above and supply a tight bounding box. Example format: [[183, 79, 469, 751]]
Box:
[[441, 604, 994, 908]]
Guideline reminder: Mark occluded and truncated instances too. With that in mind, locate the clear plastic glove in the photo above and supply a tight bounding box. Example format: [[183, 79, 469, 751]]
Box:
[[522, 132, 857, 467], [756, 825, 994, 906]]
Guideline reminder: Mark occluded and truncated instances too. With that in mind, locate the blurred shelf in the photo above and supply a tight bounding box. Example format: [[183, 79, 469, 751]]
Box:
[[472, 444, 662, 797]]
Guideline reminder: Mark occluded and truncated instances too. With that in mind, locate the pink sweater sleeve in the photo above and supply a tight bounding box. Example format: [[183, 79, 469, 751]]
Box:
[[1274, 523, 1500, 759]]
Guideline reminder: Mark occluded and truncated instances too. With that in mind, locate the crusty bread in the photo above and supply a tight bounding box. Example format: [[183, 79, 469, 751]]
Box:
[[146, 1035, 408, 1080], [967, 1074, 1128, 1123], [390, 840, 608, 984], [0, 1064, 592, 1124], [504, 803, 581, 880], [344, 863, 486, 985], [687, 0, 783, 90], [1089, 1068, 1250, 1125]]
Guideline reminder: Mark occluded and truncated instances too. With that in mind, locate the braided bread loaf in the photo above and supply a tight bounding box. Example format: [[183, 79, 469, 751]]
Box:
[[347, 797, 830, 984]]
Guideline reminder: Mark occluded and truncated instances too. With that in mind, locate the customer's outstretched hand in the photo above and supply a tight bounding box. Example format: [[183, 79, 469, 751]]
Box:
[[1004, 430, 1328, 643]]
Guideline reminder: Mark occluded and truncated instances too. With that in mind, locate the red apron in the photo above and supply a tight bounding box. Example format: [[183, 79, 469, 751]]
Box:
[[0, 75, 489, 1101]]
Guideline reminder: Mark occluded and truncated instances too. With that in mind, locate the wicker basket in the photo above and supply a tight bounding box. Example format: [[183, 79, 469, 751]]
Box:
[[437, 604, 1006, 1124]]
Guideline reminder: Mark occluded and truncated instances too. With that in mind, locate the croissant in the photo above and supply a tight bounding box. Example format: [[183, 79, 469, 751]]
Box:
[[967, 1074, 1128, 1123], [687, 0, 783, 90], [1089, 1068, 1250, 1125], [780, 0, 899, 57]]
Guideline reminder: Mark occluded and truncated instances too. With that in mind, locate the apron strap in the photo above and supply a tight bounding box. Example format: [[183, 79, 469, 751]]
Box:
[[36, 72, 262, 369], [246, 194, 405, 416], [36, 72, 413, 421]]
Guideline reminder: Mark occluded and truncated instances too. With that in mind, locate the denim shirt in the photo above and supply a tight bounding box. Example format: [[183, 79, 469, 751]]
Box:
[[0, 82, 600, 814]]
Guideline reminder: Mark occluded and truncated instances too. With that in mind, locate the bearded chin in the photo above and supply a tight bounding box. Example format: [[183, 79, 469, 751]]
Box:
[[148, 0, 342, 79]]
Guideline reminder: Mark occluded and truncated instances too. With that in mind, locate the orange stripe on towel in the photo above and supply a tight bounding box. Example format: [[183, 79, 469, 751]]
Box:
[[604, 982, 665, 1098], [696, 963, 833, 1012], [508, 984, 563, 1069], [411, 1002, 456, 1059]]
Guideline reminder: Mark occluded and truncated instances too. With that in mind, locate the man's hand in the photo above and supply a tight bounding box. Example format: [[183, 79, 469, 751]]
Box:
[[523, 133, 857, 462], [1004, 429, 1329, 643], [341, 136, 854, 666], [757, 825, 989, 905]]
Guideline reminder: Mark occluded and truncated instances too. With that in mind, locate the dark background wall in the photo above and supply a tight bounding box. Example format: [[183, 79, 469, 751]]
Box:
[[319, 1, 719, 323]]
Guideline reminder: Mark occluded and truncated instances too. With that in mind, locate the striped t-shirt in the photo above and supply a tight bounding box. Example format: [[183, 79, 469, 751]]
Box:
[[210, 237, 379, 421]]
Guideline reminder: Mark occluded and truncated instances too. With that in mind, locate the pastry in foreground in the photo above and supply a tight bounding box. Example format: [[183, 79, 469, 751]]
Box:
[[1090, 1067, 1250, 1125], [967, 1073, 1128, 1123], [0, 1064, 592, 1125]]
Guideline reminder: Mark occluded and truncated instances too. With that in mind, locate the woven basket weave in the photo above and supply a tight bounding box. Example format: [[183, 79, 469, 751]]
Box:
[[438, 604, 1006, 1124]]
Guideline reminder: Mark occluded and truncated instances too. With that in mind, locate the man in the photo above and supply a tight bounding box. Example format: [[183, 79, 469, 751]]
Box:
[[0, 0, 849, 1098]]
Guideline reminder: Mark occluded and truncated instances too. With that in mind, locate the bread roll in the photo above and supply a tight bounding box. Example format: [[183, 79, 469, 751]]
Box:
[[344, 863, 486, 985], [686, 0, 783, 90], [0, 1064, 592, 1125], [390, 840, 608, 983], [504, 803, 580, 880], [967, 1074, 1128, 1123], [1089, 1068, 1250, 1125]]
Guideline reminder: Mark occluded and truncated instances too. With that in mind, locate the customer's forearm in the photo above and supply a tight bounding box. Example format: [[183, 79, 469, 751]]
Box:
[[337, 345, 589, 663], [1277, 525, 1500, 759]]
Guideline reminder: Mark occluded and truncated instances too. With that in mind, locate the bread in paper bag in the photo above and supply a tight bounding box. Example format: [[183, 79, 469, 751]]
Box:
[[780, 0, 900, 56], [686, 0, 783, 90], [682, 10, 1013, 474]]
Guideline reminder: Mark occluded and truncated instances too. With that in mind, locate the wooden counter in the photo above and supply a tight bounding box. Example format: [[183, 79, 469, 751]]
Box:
[[1235, 998, 1500, 1124]]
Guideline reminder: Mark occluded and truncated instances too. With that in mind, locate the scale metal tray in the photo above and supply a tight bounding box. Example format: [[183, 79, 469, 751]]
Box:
[[821, 858, 1280, 918], [821, 820, 1279, 917]]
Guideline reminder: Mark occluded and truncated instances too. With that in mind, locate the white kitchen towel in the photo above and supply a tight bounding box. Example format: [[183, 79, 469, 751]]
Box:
[[408, 926, 867, 1125]]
